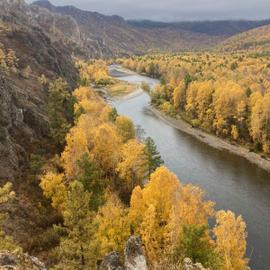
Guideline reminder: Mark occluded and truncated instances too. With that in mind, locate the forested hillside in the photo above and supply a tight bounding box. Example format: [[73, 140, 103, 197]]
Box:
[[220, 24, 270, 52]]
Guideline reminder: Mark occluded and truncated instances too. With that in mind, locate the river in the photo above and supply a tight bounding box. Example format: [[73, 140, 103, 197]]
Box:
[[110, 65, 270, 270]]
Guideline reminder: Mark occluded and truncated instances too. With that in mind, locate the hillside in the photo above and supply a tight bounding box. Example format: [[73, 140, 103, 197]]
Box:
[[31, 1, 270, 57], [129, 19, 270, 36], [220, 24, 270, 52], [0, 0, 78, 257], [29, 1, 270, 57], [0, 0, 78, 181], [31, 0, 224, 56]]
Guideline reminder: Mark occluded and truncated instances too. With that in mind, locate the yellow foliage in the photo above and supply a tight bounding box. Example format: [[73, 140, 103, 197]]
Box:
[[117, 139, 148, 192], [61, 125, 89, 180], [40, 172, 67, 210], [73, 86, 94, 102], [115, 115, 135, 142], [129, 166, 214, 263], [121, 53, 270, 154], [91, 123, 122, 173], [214, 210, 248, 270], [93, 193, 130, 257]]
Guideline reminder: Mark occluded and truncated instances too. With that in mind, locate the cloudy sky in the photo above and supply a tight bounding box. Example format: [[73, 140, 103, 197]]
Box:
[[27, 0, 270, 21]]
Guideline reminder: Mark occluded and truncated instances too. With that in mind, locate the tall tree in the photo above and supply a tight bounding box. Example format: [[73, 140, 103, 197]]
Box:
[[77, 154, 106, 211], [117, 140, 148, 194], [47, 78, 72, 148], [213, 210, 248, 270], [145, 137, 164, 175], [93, 193, 130, 258], [54, 181, 94, 270], [115, 115, 135, 143]]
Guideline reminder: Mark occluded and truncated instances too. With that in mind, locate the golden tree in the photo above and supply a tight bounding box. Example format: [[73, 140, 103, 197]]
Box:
[[93, 193, 130, 258], [117, 139, 148, 193], [213, 210, 248, 270], [115, 115, 135, 143]]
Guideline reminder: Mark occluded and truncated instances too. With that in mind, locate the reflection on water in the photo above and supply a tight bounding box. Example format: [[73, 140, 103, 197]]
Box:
[[111, 66, 270, 270]]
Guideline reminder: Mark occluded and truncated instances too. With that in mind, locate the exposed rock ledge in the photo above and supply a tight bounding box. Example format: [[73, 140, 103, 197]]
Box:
[[0, 251, 46, 270], [99, 236, 207, 270]]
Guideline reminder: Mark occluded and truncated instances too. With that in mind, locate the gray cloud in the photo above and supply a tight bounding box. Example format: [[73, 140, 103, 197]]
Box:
[[26, 0, 270, 21]]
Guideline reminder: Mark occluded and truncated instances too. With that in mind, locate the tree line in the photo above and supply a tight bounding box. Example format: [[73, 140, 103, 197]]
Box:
[[120, 53, 270, 156]]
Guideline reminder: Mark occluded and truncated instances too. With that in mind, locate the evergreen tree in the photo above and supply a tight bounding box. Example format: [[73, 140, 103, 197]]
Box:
[[145, 137, 164, 175], [77, 154, 106, 211], [53, 181, 94, 270], [47, 78, 72, 148]]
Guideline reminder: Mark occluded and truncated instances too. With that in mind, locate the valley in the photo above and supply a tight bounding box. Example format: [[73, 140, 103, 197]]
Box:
[[0, 0, 270, 269]]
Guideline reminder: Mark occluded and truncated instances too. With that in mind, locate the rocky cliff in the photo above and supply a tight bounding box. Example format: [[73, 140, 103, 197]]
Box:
[[0, 0, 78, 257], [0, 251, 47, 270], [0, 0, 78, 182]]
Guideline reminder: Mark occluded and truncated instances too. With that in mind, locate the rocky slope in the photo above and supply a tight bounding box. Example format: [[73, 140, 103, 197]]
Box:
[[0, 237, 208, 270], [0, 0, 78, 182], [0, 0, 78, 258]]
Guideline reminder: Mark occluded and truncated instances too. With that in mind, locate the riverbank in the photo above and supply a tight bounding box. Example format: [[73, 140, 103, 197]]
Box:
[[149, 106, 270, 173]]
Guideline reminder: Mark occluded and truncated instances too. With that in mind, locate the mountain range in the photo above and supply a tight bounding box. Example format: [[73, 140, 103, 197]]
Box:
[[29, 0, 270, 57]]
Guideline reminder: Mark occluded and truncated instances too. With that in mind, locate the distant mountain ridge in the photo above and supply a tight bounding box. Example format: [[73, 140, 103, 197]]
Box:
[[129, 19, 270, 36], [31, 0, 270, 57], [30, 0, 223, 57]]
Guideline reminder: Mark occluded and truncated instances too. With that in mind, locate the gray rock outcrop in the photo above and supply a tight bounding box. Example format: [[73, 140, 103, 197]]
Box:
[[182, 257, 208, 270], [99, 236, 148, 270], [99, 251, 124, 270], [0, 251, 47, 270], [124, 236, 148, 270]]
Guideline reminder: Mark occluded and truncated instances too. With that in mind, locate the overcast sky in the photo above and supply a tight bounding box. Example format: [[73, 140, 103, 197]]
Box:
[[26, 0, 270, 21]]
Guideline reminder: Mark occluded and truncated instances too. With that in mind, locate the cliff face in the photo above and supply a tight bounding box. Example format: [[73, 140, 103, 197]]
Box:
[[0, 0, 78, 255], [0, 0, 78, 182]]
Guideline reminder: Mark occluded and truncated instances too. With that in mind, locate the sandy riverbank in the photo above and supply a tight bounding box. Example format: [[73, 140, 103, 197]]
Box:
[[149, 106, 270, 173]]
